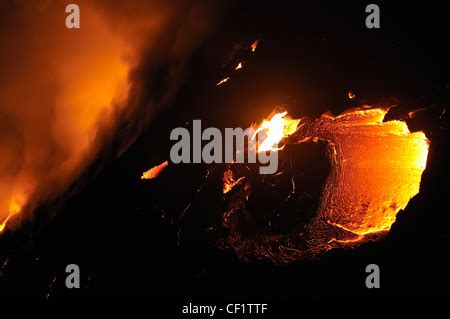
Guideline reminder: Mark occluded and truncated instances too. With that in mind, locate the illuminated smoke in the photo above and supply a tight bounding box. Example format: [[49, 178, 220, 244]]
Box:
[[0, 0, 219, 231]]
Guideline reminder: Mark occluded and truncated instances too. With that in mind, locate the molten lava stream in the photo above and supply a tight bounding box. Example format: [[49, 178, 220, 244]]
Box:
[[222, 107, 429, 263]]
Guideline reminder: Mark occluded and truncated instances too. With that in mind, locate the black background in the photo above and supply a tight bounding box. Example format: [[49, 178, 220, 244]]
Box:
[[1, 0, 449, 306]]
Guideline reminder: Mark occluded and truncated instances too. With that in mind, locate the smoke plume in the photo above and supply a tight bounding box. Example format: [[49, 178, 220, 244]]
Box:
[[0, 0, 219, 230]]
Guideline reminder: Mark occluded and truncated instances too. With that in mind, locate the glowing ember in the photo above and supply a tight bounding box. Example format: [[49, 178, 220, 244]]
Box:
[[216, 77, 230, 86], [348, 90, 356, 99], [253, 111, 301, 152], [251, 39, 260, 52], [141, 161, 169, 180], [317, 109, 429, 236], [223, 169, 245, 194], [408, 108, 427, 119], [235, 62, 243, 70]]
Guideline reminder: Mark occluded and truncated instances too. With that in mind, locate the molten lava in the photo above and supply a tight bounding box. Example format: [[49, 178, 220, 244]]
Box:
[[251, 40, 260, 52], [307, 108, 429, 235], [223, 168, 245, 194], [138, 106, 429, 263], [222, 107, 430, 263], [348, 90, 356, 99], [141, 161, 169, 180], [0, 194, 26, 232], [252, 111, 301, 152]]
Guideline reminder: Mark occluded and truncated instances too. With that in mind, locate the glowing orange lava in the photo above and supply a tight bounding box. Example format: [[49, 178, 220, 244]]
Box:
[[223, 107, 430, 263], [141, 161, 169, 180], [0, 193, 26, 232], [253, 111, 301, 152], [251, 40, 260, 52], [223, 169, 245, 194], [348, 90, 356, 99], [312, 108, 429, 236]]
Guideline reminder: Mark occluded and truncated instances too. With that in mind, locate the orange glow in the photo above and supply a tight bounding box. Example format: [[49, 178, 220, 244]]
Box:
[[348, 90, 356, 99], [316, 109, 429, 236], [253, 111, 301, 152], [1, 1, 217, 233], [0, 216, 13, 233], [223, 107, 430, 262], [216, 77, 230, 86], [141, 161, 169, 180], [223, 169, 245, 194], [0, 3, 131, 232], [408, 108, 427, 119], [0, 194, 26, 232], [251, 39, 260, 52]]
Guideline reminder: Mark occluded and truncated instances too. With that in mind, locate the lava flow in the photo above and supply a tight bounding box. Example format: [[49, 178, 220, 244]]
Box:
[[0, 194, 26, 232], [141, 107, 429, 263], [252, 111, 301, 152], [222, 107, 430, 263]]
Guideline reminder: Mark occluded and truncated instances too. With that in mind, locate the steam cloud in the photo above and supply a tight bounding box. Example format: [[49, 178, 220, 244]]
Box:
[[0, 0, 219, 229]]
